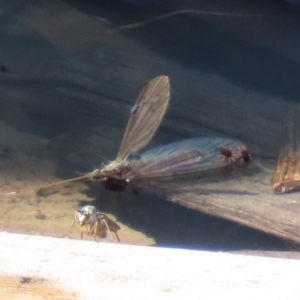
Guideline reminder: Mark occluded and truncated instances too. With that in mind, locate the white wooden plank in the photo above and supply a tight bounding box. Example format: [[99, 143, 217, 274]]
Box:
[[0, 232, 299, 300]]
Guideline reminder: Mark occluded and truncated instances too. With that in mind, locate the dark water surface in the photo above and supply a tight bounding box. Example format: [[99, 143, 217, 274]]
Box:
[[0, 0, 300, 254]]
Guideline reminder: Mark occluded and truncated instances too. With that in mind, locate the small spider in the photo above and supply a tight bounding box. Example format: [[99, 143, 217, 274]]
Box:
[[219, 145, 235, 164]]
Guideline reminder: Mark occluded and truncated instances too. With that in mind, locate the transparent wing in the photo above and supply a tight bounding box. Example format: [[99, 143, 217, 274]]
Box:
[[116, 76, 170, 162], [129, 137, 247, 180], [99, 213, 121, 232]]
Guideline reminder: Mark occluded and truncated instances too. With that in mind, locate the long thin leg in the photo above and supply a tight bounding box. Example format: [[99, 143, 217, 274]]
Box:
[[102, 219, 113, 240], [93, 221, 99, 243], [60, 220, 75, 239], [114, 232, 121, 243]]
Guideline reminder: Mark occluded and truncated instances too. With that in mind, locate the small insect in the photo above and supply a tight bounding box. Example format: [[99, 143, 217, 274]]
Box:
[[65, 205, 121, 242]]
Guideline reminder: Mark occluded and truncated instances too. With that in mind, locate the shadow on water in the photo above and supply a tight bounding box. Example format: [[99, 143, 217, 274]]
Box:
[[79, 183, 294, 252], [54, 0, 300, 251], [137, 194, 293, 252], [1, 0, 298, 253], [64, 0, 300, 102], [124, 19, 300, 103]]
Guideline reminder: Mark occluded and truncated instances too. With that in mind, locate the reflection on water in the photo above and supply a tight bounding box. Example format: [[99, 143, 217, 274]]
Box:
[[0, 0, 300, 253]]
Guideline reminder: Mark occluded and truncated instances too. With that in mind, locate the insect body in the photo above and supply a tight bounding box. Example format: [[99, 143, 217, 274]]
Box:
[[89, 136, 249, 189], [67, 205, 121, 242], [4, 76, 249, 197], [86, 75, 249, 190]]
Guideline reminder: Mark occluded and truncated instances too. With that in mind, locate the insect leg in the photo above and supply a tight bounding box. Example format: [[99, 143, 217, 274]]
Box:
[[114, 232, 121, 243], [102, 219, 113, 240], [60, 220, 75, 239], [93, 221, 100, 243]]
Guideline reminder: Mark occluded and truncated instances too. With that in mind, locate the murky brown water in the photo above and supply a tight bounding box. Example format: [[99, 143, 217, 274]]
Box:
[[1, 0, 300, 252], [0, 136, 155, 245]]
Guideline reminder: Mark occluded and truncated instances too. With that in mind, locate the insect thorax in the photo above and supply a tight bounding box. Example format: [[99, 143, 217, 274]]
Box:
[[101, 161, 132, 178], [95, 161, 131, 192]]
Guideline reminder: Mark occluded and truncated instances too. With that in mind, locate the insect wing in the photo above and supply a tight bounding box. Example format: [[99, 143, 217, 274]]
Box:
[[130, 137, 247, 180], [272, 146, 300, 194], [116, 76, 170, 162], [98, 212, 121, 233]]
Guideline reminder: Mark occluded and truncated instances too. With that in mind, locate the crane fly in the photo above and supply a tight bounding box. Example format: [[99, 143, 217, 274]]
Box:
[[89, 137, 249, 191], [64, 205, 121, 242], [0, 75, 250, 248], [3, 75, 249, 197], [86, 75, 250, 191]]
